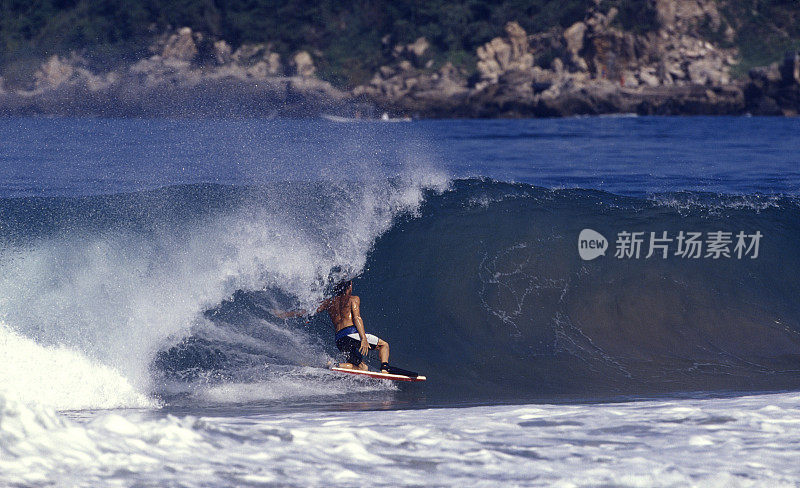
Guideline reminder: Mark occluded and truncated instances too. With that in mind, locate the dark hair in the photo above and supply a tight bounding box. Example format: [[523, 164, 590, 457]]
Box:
[[332, 280, 352, 297]]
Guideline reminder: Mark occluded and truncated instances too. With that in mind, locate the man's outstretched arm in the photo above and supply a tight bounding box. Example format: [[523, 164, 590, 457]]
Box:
[[271, 298, 332, 319], [270, 308, 306, 319]]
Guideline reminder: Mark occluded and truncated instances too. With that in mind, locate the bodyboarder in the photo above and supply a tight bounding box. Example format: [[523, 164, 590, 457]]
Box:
[[273, 280, 391, 373]]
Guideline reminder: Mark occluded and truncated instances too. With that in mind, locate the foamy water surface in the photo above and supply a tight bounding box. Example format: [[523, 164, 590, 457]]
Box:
[[3, 391, 800, 487]]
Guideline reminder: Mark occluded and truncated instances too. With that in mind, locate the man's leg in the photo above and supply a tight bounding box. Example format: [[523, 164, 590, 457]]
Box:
[[337, 337, 362, 369], [349, 340, 369, 370], [375, 339, 389, 372]]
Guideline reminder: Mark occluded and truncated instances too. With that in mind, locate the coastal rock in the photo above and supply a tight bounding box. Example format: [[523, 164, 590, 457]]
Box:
[[749, 63, 782, 85], [349, 1, 754, 118], [213, 40, 232, 65], [654, 0, 721, 34], [564, 22, 587, 57], [242, 53, 282, 78], [476, 22, 534, 89], [0, 26, 345, 117], [505, 21, 529, 61], [353, 32, 468, 112], [291, 51, 315, 77], [34, 56, 75, 90], [687, 60, 712, 85], [351, 52, 468, 117], [408, 37, 429, 58], [632, 84, 744, 115], [476, 38, 509, 83], [246, 61, 270, 79], [390, 37, 432, 68], [781, 51, 800, 85], [745, 52, 800, 116], [162, 27, 198, 62], [639, 70, 660, 87], [31, 54, 114, 93], [128, 54, 190, 87], [265, 53, 283, 75], [231, 43, 270, 67]]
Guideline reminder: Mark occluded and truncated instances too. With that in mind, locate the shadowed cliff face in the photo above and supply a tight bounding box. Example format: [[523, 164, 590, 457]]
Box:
[[0, 1, 797, 118], [745, 52, 800, 116]]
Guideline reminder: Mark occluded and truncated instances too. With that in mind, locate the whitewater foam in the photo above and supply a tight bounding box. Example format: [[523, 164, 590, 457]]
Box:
[[649, 192, 787, 214], [191, 368, 395, 405], [0, 322, 152, 410], [0, 170, 446, 410], [4, 390, 800, 487]]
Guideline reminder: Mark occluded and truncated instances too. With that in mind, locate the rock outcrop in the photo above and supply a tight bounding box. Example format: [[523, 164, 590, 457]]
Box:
[[1, 2, 798, 118], [475, 22, 534, 89], [352, 36, 470, 116], [161, 27, 199, 62], [744, 52, 800, 116], [355, 1, 747, 118], [0, 27, 343, 117], [291, 51, 316, 78]]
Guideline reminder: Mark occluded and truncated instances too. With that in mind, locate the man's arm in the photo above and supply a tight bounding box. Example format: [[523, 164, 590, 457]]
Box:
[[270, 308, 307, 319], [272, 298, 331, 319], [351, 296, 370, 356]]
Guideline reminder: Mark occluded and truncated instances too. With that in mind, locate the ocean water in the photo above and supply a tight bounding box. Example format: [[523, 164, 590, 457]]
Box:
[[1, 115, 799, 486]]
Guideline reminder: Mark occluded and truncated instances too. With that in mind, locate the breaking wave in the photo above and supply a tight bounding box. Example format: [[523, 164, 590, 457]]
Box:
[[2, 177, 800, 409]]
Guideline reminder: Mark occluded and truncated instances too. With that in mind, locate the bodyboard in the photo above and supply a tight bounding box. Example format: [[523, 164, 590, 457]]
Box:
[[330, 365, 426, 382]]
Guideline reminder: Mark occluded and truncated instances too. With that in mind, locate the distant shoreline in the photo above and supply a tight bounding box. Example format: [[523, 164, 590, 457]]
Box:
[[2, 13, 798, 119], [0, 78, 792, 119]]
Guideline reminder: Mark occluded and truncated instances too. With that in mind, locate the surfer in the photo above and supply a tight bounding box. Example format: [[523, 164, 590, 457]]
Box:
[[325, 280, 390, 373], [273, 280, 391, 373]]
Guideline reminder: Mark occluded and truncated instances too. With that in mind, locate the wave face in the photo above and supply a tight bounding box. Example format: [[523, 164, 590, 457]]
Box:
[[354, 180, 800, 400], [2, 177, 800, 408], [163, 179, 800, 403]]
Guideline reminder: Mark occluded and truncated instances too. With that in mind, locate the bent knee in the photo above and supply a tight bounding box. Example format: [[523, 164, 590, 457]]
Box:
[[377, 339, 388, 347]]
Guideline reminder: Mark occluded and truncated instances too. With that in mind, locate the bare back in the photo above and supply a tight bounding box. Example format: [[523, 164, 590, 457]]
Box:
[[326, 294, 358, 332]]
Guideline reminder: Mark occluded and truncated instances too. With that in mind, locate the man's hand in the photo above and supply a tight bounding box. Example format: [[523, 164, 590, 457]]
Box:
[[271, 308, 292, 319], [359, 337, 370, 356]]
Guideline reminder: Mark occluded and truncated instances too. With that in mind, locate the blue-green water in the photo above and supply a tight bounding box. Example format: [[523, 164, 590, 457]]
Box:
[[2, 116, 800, 487]]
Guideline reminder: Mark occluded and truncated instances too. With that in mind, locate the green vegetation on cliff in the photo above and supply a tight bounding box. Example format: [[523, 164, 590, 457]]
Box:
[[717, 0, 800, 77], [1, 0, 798, 88], [0, 0, 591, 87]]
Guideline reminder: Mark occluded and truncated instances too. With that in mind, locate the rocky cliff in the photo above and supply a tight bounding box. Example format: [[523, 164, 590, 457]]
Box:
[[356, 2, 750, 117], [0, 27, 348, 117], [1, 1, 798, 118], [745, 52, 800, 116]]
